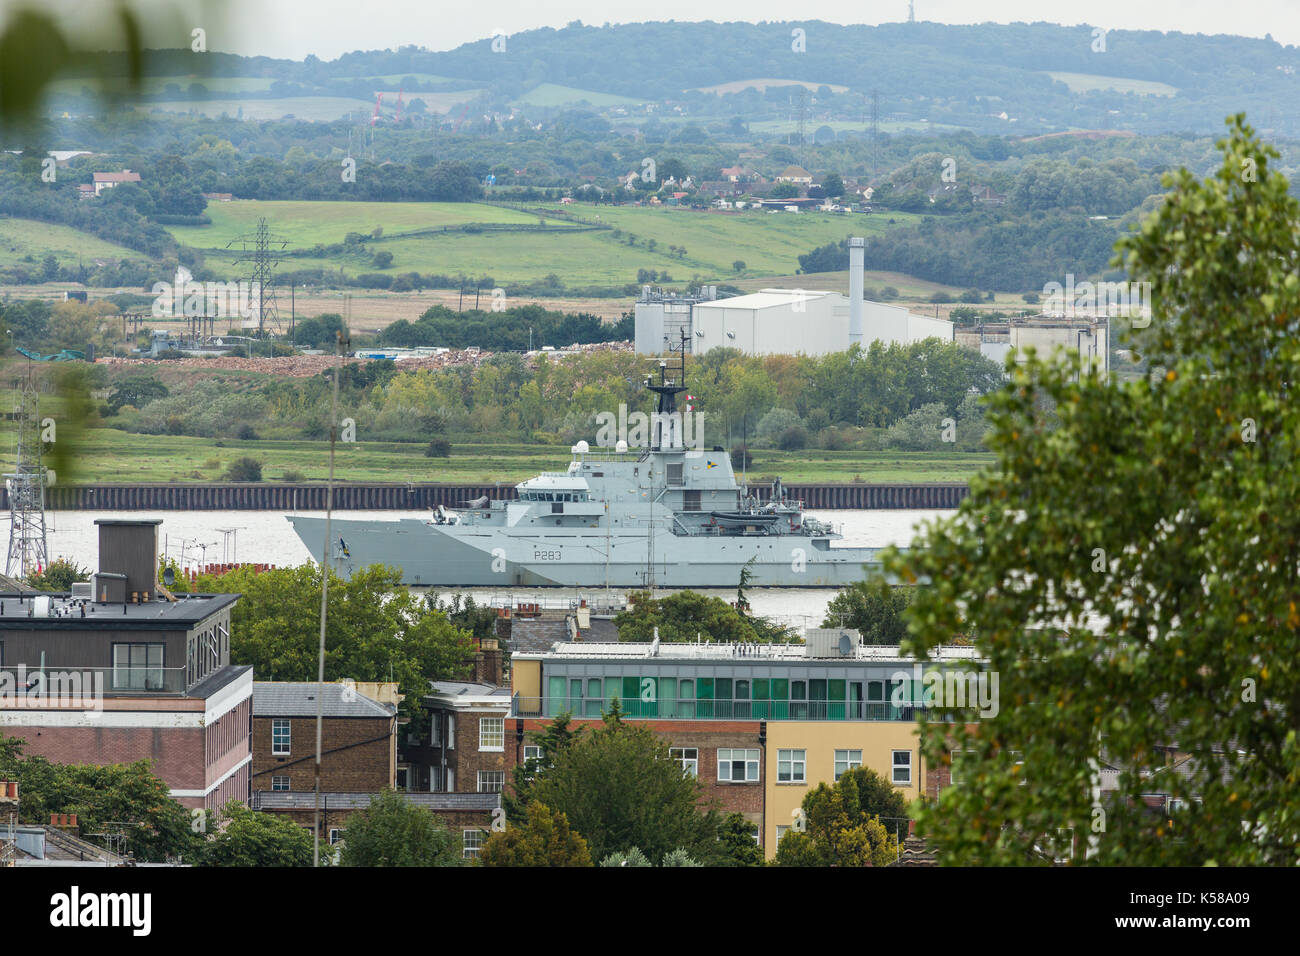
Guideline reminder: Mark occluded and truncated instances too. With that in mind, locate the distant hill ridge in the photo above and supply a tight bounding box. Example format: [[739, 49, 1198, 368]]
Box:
[[57, 21, 1300, 136]]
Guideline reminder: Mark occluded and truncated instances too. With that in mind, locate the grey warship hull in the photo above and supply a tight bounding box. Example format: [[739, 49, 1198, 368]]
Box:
[[289, 335, 887, 589], [287, 514, 882, 587]]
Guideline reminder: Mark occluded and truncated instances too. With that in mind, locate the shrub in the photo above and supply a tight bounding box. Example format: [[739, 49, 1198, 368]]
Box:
[[425, 438, 451, 458], [281, 469, 305, 482], [777, 425, 808, 450], [236, 424, 259, 440], [730, 445, 752, 470], [224, 457, 263, 482]]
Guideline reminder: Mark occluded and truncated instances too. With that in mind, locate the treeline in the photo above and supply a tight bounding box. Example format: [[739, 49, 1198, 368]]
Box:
[[800, 211, 1122, 292], [97, 336, 1002, 449], [383, 304, 633, 350]]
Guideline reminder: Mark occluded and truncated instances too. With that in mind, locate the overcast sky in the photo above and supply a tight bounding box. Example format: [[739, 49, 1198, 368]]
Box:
[[24, 0, 1300, 59]]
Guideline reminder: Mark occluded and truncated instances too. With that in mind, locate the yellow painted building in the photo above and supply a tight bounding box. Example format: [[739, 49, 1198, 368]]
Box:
[[765, 721, 924, 859]]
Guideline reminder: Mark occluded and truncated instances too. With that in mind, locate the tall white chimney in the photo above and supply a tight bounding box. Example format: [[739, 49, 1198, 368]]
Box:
[[848, 237, 865, 347]]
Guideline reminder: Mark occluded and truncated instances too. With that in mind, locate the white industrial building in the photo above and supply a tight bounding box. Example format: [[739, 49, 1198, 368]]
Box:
[[633, 237, 954, 356]]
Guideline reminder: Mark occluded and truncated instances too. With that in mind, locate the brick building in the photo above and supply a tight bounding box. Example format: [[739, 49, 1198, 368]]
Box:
[[251, 790, 501, 859], [403, 680, 513, 795], [251, 682, 398, 794], [509, 638, 988, 858], [0, 519, 250, 811]]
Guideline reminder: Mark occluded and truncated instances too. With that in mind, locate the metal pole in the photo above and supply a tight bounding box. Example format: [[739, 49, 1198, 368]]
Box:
[[313, 329, 344, 866]]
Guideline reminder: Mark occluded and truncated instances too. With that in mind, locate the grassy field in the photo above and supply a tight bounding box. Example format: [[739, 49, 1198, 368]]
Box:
[[168, 200, 541, 250], [1043, 72, 1178, 97], [168, 199, 922, 286], [23, 427, 994, 485], [514, 84, 648, 107], [0, 218, 149, 268]]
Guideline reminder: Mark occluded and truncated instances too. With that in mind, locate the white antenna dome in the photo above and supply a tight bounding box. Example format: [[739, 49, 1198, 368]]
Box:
[[575, 440, 590, 454], [615, 439, 628, 453]]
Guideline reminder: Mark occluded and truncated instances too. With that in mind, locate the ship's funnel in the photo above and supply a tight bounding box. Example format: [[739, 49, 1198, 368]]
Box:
[[848, 237, 865, 347]]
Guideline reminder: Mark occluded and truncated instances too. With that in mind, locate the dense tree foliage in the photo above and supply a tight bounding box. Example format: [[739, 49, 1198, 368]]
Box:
[[614, 590, 792, 643], [527, 704, 727, 864], [773, 767, 906, 866], [0, 735, 198, 863], [193, 563, 474, 735], [894, 116, 1300, 865], [196, 801, 314, 867], [823, 582, 916, 644], [477, 802, 593, 866], [384, 304, 632, 350], [24, 557, 90, 591], [338, 790, 462, 866]]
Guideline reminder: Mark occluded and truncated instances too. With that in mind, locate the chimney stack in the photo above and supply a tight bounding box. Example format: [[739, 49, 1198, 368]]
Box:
[[848, 237, 865, 347], [93, 519, 162, 603]]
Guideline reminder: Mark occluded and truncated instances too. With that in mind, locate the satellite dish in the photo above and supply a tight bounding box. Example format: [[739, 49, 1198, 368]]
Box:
[[615, 439, 628, 453], [839, 633, 853, 656], [575, 440, 590, 454], [162, 566, 175, 588]]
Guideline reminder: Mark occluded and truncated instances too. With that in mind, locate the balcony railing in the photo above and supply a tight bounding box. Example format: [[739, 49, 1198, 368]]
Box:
[[0, 665, 190, 699], [511, 694, 923, 722]]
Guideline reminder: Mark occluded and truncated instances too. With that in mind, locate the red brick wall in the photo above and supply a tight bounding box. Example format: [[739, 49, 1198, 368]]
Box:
[[515, 718, 764, 822], [7, 725, 205, 791], [252, 716, 394, 792]]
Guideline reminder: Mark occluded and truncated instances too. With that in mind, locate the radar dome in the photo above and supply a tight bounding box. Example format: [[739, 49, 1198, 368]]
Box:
[[615, 439, 628, 453], [575, 440, 590, 454]]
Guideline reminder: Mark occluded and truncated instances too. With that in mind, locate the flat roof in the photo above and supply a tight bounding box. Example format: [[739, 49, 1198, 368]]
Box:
[[0, 591, 240, 629], [513, 641, 984, 663]]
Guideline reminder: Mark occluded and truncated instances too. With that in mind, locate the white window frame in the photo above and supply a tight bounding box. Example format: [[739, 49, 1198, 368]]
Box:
[[777, 749, 806, 783], [950, 749, 977, 785], [446, 713, 455, 750], [430, 767, 443, 792], [271, 718, 291, 756], [892, 749, 912, 786], [717, 748, 759, 783], [776, 825, 790, 845], [271, 775, 290, 792], [479, 716, 505, 752], [834, 749, 862, 781], [523, 744, 543, 765], [328, 828, 342, 845], [430, 712, 441, 746], [477, 770, 504, 793], [670, 747, 698, 777], [463, 829, 484, 859]]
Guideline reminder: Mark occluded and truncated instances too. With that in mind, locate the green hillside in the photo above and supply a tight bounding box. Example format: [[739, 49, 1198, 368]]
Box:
[[0, 218, 150, 268]]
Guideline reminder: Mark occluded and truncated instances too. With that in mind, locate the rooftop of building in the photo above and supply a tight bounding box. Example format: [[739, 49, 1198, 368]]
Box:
[[692, 289, 845, 311], [427, 680, 512, 701], [512, 641, 984, 663], [0, 590, 241, 628], [252, 790, 500, 811], [253, 681, 396, 719]]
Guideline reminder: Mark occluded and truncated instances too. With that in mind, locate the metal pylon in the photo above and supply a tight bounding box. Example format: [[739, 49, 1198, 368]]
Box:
[[227, 217, 290, 336], [5, 377, 49, 578]]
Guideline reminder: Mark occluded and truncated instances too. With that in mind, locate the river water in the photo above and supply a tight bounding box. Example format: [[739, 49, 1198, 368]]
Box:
[[40, 508, 955, 632]]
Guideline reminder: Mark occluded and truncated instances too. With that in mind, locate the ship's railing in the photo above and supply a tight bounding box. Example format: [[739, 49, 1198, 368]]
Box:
[[512, 694, 924, 722], [477, 592, 627, 614]]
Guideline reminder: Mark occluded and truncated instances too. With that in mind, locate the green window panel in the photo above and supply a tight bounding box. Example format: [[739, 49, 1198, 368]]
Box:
[[659, 677, 678, 718], [623, 676, 641, 717], [697, 678, 714, 718], [829, 679, 846, 721], [547, 676, 567, 717], [586, 679, 603, 718], [716, 678, 732, 720], [753, 678, 770, 719], [679, 679, 695, 719], [770, 678, 789, 720]]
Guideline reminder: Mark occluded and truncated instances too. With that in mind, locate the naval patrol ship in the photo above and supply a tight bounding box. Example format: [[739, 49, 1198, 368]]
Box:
[[287, 340, 883, 587]]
